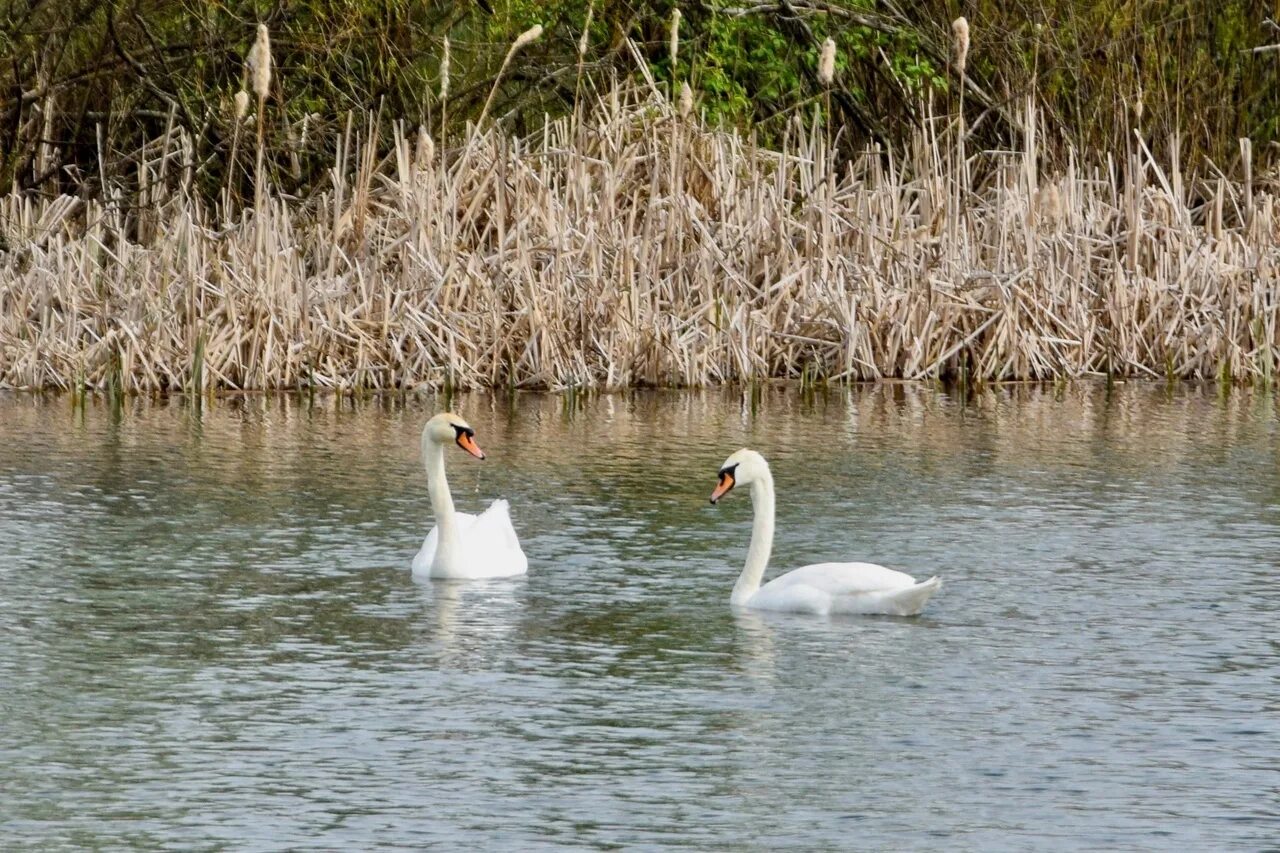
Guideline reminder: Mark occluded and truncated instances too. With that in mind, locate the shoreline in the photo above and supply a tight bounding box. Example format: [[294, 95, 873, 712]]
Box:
[[0, 376, 1268, 404]]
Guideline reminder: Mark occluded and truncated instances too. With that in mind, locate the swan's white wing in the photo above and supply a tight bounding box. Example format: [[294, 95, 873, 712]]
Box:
[[751, 562, 940, 615], [411, 511, 480, 577], [414, 501, 527, 579], [456, 499, 527, 578], [767, 562, 920, 595]]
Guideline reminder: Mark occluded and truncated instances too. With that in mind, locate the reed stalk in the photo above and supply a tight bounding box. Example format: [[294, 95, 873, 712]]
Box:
[[1, 82, 1277, 394], [475, 26, 543, 133], [225, 90, 250, 219], [952, 17, 970, 241], [248, 24, 272, 226], [440, 37, 451, 148]]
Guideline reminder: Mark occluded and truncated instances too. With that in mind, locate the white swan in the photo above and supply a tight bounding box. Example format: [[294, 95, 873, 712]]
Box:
[[411, 412, 528, 580], [709, 449, 940, 615]]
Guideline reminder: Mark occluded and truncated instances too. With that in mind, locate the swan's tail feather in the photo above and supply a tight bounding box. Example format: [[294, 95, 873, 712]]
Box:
[[881, 576, 941, 616]]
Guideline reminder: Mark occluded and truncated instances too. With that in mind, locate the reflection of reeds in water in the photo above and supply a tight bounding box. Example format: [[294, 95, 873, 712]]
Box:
[[3, 385, 1271, 493], [1, 85, 1277, 393]]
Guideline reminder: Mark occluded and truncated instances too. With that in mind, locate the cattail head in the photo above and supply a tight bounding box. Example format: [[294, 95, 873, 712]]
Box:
[[679, 81, 693, 118], [474, 23, 544, 131], [670, 9, 682, 69], [248, 24, 272, 99], [440, 37, 450, 101], [818, 38, 836, 86], [513, 24, 543, 51], [1040, 183, 1061, 225], [951, 17, 970, 76], [416, 126, 435, 167], [233, 90, 250, 121], [578, 4, 595, 58]]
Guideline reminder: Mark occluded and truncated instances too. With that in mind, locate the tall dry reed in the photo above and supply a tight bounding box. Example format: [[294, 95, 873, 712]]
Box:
[[1, 81, 1277, 393]]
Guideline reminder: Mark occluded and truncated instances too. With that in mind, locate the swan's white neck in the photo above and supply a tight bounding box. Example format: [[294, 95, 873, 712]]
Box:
[[731, 470, 775, 606], [423, 432, 459, 573]]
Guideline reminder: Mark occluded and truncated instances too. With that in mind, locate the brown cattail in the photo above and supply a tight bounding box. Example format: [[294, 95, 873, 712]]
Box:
[[234, 90, 250, 121], [1039, 183, 1061, 225], [441, 37, 451, 101], [818, 38, 836, 86], [951, 17, 970, 76], [416, 126, 435, 166], [670, 9, 682, 69], [514, 24, 543, 51], [473, 25, 545, 133], [679, 81, 693, 118], [248, 24, 272, 100], [578, 3, 595, 57]]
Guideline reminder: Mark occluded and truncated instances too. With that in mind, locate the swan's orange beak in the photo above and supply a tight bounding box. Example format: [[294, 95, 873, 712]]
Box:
[[710, 471, 735, 504], [456, 432, 485, 460]]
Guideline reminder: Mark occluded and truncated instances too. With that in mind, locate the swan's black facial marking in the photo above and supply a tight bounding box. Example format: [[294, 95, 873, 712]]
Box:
[[710, 463, 739, 504], [453, 424, 485, 459]]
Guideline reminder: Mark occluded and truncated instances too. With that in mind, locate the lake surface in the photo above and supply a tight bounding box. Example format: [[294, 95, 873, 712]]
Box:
[[1, 384, 1277, 850]]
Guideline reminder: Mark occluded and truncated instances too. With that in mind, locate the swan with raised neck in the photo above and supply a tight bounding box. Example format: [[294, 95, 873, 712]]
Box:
[[414, 412, 527, 579]]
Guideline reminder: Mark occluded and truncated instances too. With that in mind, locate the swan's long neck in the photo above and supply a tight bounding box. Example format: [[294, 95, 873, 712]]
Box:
[[423, 432, 459, 571], [731, 471, 775, 606]]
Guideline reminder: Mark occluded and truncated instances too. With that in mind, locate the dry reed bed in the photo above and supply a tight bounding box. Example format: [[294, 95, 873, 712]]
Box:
[[1, 88, 1278, 392]]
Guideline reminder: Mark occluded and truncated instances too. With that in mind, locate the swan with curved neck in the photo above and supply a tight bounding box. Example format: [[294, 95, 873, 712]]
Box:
[[709, 449, 940, 615], [412, 412, 527, 580]]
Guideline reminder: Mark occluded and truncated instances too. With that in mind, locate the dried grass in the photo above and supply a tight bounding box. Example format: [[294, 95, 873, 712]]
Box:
[[1, 83, 1277, 393]]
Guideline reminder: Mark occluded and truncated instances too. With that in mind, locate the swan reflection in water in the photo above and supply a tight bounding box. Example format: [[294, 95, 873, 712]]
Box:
[[415, 578, 525, 666]]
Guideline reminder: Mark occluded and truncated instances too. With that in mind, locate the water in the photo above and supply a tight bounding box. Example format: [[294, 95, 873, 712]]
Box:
[[1, 385, 1277, 850]]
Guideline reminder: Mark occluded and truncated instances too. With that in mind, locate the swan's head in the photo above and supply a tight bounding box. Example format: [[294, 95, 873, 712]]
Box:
[[709, 449, 768, 503], [423, 412, 485, 459]]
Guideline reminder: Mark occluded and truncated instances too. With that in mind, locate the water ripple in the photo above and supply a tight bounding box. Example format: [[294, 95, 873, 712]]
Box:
[[1, 385, 1278, 849]]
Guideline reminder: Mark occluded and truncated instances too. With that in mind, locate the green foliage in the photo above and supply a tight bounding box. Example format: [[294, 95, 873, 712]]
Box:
[[0, 0, 1275, 204]]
